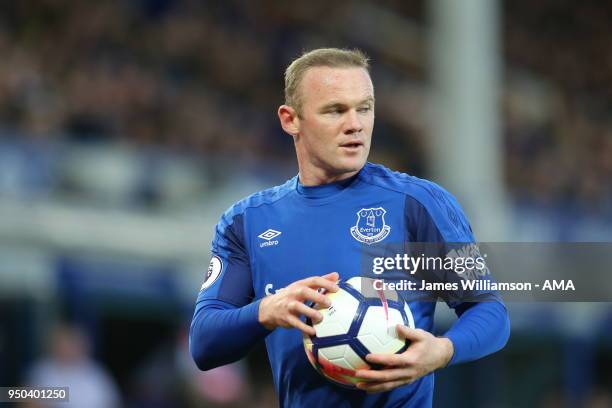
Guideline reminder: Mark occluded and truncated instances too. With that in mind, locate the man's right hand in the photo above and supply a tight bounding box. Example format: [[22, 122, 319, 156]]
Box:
[[258, 272, 340, 336]]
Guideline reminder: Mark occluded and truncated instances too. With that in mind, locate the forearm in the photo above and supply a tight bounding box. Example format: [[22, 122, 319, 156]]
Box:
[[443, 300, 510, 365], [189, 298, 270, 370]]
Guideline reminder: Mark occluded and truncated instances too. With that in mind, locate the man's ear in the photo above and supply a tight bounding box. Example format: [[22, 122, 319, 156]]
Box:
[[278, 105, 300, 138]]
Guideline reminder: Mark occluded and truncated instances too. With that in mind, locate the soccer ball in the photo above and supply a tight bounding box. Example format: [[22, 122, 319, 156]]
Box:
[[303, 277, 415, 388]]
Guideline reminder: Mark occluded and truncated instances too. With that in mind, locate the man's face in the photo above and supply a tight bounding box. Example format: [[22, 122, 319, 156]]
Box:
[[295, 66, 374, 178]]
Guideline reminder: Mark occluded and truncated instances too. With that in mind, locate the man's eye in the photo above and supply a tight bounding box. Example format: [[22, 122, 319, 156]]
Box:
[[358, 106, 372, 113]]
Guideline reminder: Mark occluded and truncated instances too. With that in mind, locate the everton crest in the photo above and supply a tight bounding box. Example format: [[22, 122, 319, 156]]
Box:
[[350, 207, 391, 244]]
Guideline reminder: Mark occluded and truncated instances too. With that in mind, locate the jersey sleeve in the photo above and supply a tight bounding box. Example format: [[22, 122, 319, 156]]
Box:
[[198, 211, 254, 305], [405, 183, 501, 305], [190, 210, 270, 371], [404, 182, 510, 365]]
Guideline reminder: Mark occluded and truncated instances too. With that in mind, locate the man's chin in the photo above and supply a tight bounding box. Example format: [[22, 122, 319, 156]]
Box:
[[333, 157, 367, 174]]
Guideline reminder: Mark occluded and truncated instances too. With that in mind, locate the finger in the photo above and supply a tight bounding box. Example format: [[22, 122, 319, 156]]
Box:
[[298, 287, 333, 307], [364, 353, 406, 367], [321, 272, 340, 282], [303, 276, 339, 293], [286, 315, 316, 336], [354, 367, 410, 382], [357, 379, 411, 393], [289, 301, 323, 323], [396, 325, 427, 341]]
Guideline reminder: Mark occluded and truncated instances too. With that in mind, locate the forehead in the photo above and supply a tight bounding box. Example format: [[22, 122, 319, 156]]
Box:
[[300, 66, 373, 106]]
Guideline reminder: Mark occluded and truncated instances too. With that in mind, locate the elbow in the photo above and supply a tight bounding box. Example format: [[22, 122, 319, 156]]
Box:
[[190, 333, 221, 371], [190, 346, 217, 371], [189, 318, 220, 371]]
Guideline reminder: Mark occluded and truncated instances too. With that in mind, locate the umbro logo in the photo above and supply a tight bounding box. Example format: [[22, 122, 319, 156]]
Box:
[[258, 229, 281, 240], [258, 229, 281, 248]]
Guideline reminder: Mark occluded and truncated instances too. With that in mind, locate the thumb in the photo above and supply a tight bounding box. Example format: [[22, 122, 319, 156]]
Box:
[[322, 272, 340, 282], [396, 325, 426, 341]]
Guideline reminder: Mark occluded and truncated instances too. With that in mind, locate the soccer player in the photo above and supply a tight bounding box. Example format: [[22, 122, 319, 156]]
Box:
[[190, 48, 510, 407]]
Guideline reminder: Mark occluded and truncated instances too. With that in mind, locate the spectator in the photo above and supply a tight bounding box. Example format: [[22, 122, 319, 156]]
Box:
[[26, 323, 121, 408]]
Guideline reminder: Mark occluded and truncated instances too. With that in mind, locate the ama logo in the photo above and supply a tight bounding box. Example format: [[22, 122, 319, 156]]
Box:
[[350, 207, 391, 245]]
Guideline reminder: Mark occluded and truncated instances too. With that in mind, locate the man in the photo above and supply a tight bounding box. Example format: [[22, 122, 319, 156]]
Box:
[[190, 48, 510, 407], [27, 323, 121, 408]]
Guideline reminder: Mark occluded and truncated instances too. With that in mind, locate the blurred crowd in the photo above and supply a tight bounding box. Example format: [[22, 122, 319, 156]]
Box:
[[0, 0, 610, 216], [504, 0, 612, 218], [0, 0, 286, 159], [24, 322, 276, 408]]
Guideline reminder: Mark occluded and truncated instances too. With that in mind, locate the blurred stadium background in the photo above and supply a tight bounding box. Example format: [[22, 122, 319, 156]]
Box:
[[0, 0, 611, 407]]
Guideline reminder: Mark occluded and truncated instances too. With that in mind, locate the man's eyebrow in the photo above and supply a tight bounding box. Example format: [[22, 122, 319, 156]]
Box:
[[360, 96, 375, 105], [319, 97, 375, 111], [319, 102, 346, 111]]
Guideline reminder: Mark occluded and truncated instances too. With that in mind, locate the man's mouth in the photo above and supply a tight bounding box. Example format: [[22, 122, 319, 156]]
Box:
[[340, 141, 364, 149]]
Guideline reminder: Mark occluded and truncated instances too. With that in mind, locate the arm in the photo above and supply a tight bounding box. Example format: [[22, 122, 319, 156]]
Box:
[[354, 187, 510, 392], [190, 210, 340, 371], [354, 299, 509, 393], [444, 299, 510, 365], [190, 211, 263, 370], [190, 272, 341, 371], [190, 298, 269, 371], [406, 188, 511, 365]]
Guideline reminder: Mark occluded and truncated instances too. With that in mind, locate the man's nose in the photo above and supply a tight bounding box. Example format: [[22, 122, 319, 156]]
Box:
[[344, 109, 363, 134]]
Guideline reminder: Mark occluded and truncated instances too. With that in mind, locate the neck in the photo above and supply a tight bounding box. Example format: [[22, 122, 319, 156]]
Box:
[[298, 168, 359, 186], [294, 143, 364, 186], [297, 156, 362, 186]]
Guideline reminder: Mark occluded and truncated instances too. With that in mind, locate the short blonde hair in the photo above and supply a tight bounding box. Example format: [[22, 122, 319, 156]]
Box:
[[284, 48, 370, 115]]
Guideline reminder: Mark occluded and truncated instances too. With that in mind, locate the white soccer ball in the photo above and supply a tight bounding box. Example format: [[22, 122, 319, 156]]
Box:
[[303, 277, 415, 388]]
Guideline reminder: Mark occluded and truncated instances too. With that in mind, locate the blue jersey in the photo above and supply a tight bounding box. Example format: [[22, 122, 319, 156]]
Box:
[[190, 162, 509, 407]]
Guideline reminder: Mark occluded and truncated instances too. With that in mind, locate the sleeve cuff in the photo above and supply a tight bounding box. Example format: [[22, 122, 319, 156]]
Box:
[[442, 331, 465, 366], [242, 298, 273, 337]]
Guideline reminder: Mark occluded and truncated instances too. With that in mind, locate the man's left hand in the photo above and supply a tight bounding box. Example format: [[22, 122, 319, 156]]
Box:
[[354, 325, 454, 393]]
